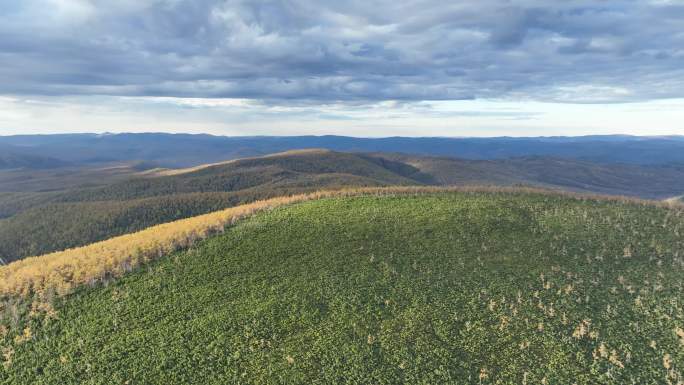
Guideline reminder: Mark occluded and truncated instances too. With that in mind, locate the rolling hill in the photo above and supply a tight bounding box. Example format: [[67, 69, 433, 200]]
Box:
[[0, 150, 420, 262], [1, 189, 682, 384], [0, 162, 156, 193], [382, 153, 684, 198], [2, 149, 684, 263]]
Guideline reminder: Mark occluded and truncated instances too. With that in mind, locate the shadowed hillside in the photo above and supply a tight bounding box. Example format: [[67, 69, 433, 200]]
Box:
[[0, 152, 68, 170], [0, 163, 155, 193], [381, 153, 684, 198]]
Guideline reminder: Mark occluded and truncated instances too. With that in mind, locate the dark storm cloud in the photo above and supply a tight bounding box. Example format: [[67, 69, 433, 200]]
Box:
[[1, 0, 683, 103]]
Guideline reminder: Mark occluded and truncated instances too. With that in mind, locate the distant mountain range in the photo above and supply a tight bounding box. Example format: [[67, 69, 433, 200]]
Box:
[[2, 133, 684, 167]]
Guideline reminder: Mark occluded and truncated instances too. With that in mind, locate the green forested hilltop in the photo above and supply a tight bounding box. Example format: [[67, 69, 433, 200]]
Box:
[[0, 151, 420, 262], [50, 150, 421, 202], [3, 192, 683, 384]]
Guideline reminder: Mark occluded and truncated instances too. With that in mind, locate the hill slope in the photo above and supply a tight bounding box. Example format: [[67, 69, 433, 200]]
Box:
[[0, 162, 158, 193], [0, 150, 421, 262], [3, 149, 684, 263], [2, 191, 683, 384], [0, 152, 68, 170], [383, 153, 684, 198]]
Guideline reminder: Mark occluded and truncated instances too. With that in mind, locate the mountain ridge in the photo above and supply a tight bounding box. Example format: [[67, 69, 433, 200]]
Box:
[[3, 133, 684, 167]]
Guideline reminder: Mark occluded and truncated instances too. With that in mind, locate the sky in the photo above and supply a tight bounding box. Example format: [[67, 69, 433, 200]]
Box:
[[1, 0, 684, 137]]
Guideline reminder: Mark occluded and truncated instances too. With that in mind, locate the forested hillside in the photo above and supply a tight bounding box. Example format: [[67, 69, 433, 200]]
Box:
[[2, 149, 684, 263], [1, 190, 682, 384], [0, 153, 68, 170], [0, 151, 419, 262], [0, 162, 155, 193], [383, 153, 684, 198]]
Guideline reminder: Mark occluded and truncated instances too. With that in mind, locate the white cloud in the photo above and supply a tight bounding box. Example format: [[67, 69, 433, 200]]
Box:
[[1, 1, 684, 136], [1, 0, 683, 104], [0, 96, 683, 137]]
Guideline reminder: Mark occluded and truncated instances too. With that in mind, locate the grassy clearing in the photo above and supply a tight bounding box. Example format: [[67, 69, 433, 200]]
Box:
[[1, 191, 683, 384]]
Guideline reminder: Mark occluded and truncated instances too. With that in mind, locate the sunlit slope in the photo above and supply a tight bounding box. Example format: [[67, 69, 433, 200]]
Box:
[[0, 150, 421, 262], [3, 192, 684, 384]]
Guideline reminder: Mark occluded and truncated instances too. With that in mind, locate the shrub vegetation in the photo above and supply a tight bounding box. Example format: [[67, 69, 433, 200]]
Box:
[[1, 188, 683, 384]]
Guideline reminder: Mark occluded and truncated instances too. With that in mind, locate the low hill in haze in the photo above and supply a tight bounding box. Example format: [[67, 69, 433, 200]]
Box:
[[0, 152, 68, 170], [1, 190, 682, 384], [0, 162, 156, 193]]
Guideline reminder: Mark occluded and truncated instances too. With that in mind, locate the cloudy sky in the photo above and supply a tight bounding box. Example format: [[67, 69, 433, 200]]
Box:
[[1, 0, 684, 137]]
